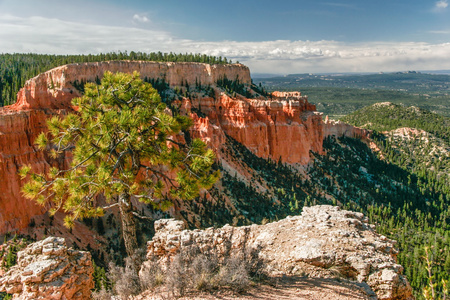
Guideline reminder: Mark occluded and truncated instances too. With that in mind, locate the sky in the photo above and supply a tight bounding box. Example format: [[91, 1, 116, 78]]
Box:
[[1, 0, 450, 74]]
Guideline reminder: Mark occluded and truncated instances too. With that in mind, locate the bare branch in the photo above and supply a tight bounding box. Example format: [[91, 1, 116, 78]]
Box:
[[102, 203, 119, 210], [132, 211, 154, 220], [111, 149, 132, 174]]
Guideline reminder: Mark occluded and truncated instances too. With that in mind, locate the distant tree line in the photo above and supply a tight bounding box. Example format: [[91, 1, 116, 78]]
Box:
[[0, 52, 233, 106]]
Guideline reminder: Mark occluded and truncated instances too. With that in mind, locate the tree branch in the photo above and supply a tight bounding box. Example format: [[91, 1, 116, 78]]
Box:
[[132, 211, 154, 220], [102, 203, 119, 210], [140, 164, 177, 188], [55, 148, 100, 176]]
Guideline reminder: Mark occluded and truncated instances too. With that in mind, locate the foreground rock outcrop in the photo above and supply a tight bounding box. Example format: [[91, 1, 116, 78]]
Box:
[[0, 237, 93, 300], [146, 205, 413, 300]]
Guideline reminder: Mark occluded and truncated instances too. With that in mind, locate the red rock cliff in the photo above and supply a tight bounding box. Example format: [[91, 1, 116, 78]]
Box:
[[187, 91, 323, 164], [0, 107, 69, 233], [13, 61, 251, 110], [0, 61, 360, 235], [0, 62, 247, 235]]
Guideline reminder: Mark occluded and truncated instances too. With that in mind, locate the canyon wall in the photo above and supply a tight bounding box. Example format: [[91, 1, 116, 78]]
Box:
[[187, 91, 324, 164], [0, 61, 360, 235], [0, 108, 66, 233], [13, 61, 251, 110], [0, 62, 250, 234]]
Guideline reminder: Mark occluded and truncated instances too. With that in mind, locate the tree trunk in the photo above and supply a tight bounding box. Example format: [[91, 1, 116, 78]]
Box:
[[119, 192, 138, 257]]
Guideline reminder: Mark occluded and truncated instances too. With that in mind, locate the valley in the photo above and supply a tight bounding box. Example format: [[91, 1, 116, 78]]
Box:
[[254, 72, 450, 119], [0, 55, 449, 299]]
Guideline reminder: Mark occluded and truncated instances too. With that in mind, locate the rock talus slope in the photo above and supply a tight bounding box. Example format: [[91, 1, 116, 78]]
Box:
[[0, 236, 93, 300], [146, 205, 413, 300]]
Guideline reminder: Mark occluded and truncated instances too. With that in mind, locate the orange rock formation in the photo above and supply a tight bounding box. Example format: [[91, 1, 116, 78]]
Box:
[[0, 108, 66, 233], [1, 62, 250, 235], [188, 92, 324, 164], [0, 61, 363, 235], [13, 61, 251, 110]]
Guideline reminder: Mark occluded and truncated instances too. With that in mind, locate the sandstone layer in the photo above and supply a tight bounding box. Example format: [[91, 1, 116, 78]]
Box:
[[0, 236, 93, 300], [145, 205, 413, 300]]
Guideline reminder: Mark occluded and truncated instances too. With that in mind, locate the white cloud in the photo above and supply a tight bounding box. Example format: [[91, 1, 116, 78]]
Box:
[[132, 14, 149, 23], [435, 0, 448, 10], [1, 15, 450, 74], [0, 15, 170, 54], [196, 40, 450, 73]]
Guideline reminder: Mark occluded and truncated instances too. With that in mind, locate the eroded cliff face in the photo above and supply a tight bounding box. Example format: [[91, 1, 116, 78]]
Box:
[[13, 61, 251, 110], [0, 108, 64, 232], [0, 62, 250, 235], [0, 107, 106, 249], [0, 61, 360, 236], [186, 91, 324, 164]]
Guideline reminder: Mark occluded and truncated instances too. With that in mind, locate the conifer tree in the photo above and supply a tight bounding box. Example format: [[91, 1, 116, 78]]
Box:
[[20, 71, 219, 257]]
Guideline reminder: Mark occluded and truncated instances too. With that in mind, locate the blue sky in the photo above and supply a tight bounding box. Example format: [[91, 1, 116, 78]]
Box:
[[1, 0, 450, 73]]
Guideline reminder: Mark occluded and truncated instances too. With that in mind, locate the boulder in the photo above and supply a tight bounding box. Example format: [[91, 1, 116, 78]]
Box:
[[0, 237, 94, 300]]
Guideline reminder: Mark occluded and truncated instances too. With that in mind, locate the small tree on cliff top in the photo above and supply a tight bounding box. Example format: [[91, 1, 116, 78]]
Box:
[[20, 71, 219, 257]]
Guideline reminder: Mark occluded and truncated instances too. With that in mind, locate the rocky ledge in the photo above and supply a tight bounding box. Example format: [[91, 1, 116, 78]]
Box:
[[146, 205, 413, 300], [0, 237, 93, 300]]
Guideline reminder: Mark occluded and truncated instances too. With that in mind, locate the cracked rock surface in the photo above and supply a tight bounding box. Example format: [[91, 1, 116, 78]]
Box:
[[0, 236, 93, 300]]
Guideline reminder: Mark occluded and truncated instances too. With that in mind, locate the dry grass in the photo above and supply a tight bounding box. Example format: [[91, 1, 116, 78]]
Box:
[[95, 246, 265, 299]]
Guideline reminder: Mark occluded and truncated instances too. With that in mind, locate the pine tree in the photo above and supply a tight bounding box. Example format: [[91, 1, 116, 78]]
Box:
[[20, 71, 219, 257]]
